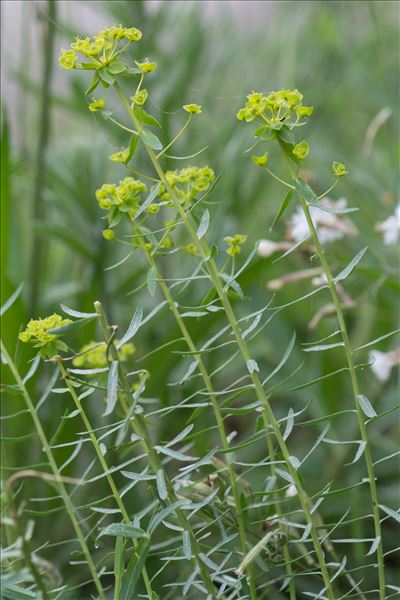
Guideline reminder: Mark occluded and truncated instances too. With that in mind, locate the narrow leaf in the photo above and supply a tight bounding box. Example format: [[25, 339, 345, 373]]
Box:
[[147, 267, 157, 297], [183, 530, 191, 560], [197, 209, 210, 239], [357, 394, 377, 418], [270, 189, 293, 230], [60, 304, 98, 319], [156, 469, 168, 500], [47, 316, 95, 335], [104, 361, 119, 416], [98, 523, 145, 539], [366, 536, 381, 556], [380, 504, 400, 524], [247, 359, 259, 374], [117, 305, 142, 348], [0, 283, 23, 317], [334, 247, 368, 283], [120, 536, 151, 600], [140, 128, 163, 150]]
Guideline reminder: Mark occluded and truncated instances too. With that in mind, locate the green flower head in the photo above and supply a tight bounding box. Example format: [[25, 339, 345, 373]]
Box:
[[89, 97, 105, 112], [131, 89, 148, 106], [224, 234, 247, 257], [73, 341, 135, 369], [19, 314, 72, 357], [292, 140, 310, 160], [135, 60, 157, 72], [58, 49, 77, 70], [183, 104, 202, 114], [108, 149, 130, 163], [251, 153, 269, 167], [332, 161, 348, 177]]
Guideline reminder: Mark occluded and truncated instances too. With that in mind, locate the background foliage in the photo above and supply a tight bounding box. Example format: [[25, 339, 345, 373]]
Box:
[[1, 1, 399, 598]]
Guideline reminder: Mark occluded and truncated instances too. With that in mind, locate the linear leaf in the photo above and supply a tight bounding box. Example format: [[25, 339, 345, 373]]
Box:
[[380, 504, 400, 524], [366, 536, 381, 556], [47, 316, 95, 335], [263, 331, 296, 385], [0, 283, 23, 317], [247, 359, 259, 374], [197, 209, 210, 239], [303, 342, 344, 352], [156, 469, 168, 500], [334, 246, 368, 283], [117, 305, 142, 348], [60, 304, 98, 318], [120, 536, 151, 600], [104, 361, 119, 416], [146, 267, 157, 297], [270, 189, 294, 230], [98, 523, 145, 539], [134, 183, 162, 220], [357, 394, 377, 418]]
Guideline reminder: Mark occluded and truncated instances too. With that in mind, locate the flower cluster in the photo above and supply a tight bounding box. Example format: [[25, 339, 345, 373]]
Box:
[[158, 166, 215, 203], [19, 314, 72, 356], [236, 89, 313, 130], [224, 234, 247, 257], [96, 177, 147, 223], [73, 341, 135, 369], [59, 25, 143, 71]]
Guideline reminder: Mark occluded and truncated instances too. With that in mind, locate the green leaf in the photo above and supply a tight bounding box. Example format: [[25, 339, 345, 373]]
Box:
[[79, 63, 98, 70], [60, 304, 98, 319], [98, 522, 145, 538], [98, 67, 115, 86], [85, 72, 100, 95], [270, 189, 293, 230], [156, 469, 168, 500], [120, 66, 143, 76], [246, 359, 259, 374], [357, 394, 377, 418], [133, 107, 161, 128], [117, 305, 142, 348], [104, 361, 119, 416], [140, 128, 163, 150], [108, 60, 127, 74], [379, 504, 400, 524], [134, 183, 162, 220], [47, 316, 95, 335], [196, 209, 210, 239], [0, 283, 23, 317], [125, 134, 138, 164], [293, 178, 319, 205], [334, 246, 368, 283], [183, 530, 191, 560], [120, 536, 151, 600], [146, 267, 157, 297]]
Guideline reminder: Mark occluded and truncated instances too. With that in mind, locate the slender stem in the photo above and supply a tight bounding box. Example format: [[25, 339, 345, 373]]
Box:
[[265, 167, 295, 189], [130, 223, 258, 599], [114, 81, 334, 597], [317, 178, 338, 200], [295, 197, 386, 598], [94, 302, 218, 599], [57, 360, 154, 598], [156, 114, 192, 158], [0, 341, 106, 600]]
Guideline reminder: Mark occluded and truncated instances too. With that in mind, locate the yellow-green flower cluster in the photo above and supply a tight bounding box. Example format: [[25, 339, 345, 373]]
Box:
[[73, 341, 135, 369], [96, 177, 147, 215], [332, 161, 348, 177], [158, 166, 215, 204], [58, 24, 142, 71], [19, 314, 72, 345], [237, 89, 313, 130], [224, 234, 247, 257]]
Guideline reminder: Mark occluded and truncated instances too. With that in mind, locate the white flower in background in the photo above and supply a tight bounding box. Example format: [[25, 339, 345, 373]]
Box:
[[257, 239, 291, 257], [376, 205, 400, 246], [369, 348, 400, 382], [288, 197, 358, 244], [285, 484, 297, 498]]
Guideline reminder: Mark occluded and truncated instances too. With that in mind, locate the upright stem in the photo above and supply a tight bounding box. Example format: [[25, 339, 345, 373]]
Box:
[[130, 223, 258, 599], [114, 81, 334, 597], [295, 195, 385, 599], [57, 360, 154, 598], [29, 0, 56, 315], [94, 302, 218, 599], [0, 340, 106, 600]]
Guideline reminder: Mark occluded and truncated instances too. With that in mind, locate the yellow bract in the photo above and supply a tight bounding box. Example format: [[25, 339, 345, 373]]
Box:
[[89, 97, 105, 112], [224, 234, 247, 257], [183, 104, 202, 114], [292, 140, 310, 160], [58, 49, 77, 70], [73, 341, 135, 369], [19, 314, 72, 344], [332, 161, 348, 177], [159, 166, 215, 204]]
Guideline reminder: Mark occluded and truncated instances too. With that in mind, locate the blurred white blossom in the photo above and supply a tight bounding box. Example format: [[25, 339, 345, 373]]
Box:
[[288, 198, 358, 244], [369, 348, 400, 382], [376, 205, 400, 246]]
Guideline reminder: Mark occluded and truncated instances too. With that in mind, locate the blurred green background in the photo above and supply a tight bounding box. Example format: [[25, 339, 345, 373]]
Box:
[[1, 0, 399, 595]]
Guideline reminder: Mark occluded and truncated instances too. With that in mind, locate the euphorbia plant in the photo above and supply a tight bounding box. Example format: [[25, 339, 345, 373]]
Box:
[[2, 22, 392, 600]]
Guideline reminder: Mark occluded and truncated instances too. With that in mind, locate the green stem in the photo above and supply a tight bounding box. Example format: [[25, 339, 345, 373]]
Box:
[[29, 0, 56, 315], [94, 302, 218, 599], [58, 360, 154, 598], [0, 340, 106, 600], [156, 114, 192, 158], [114, 81, 334, 597], [295, 196, 386, 599], [130, 223, 258, 599]]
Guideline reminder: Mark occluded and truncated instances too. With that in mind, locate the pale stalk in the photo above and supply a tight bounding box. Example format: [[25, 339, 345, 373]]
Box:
[[0, 340, 106, 600], [57, 360, 154, 598], [130, 222, 258, 599], [114, 81, 335, 598], [93, 301, 218, 599]]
